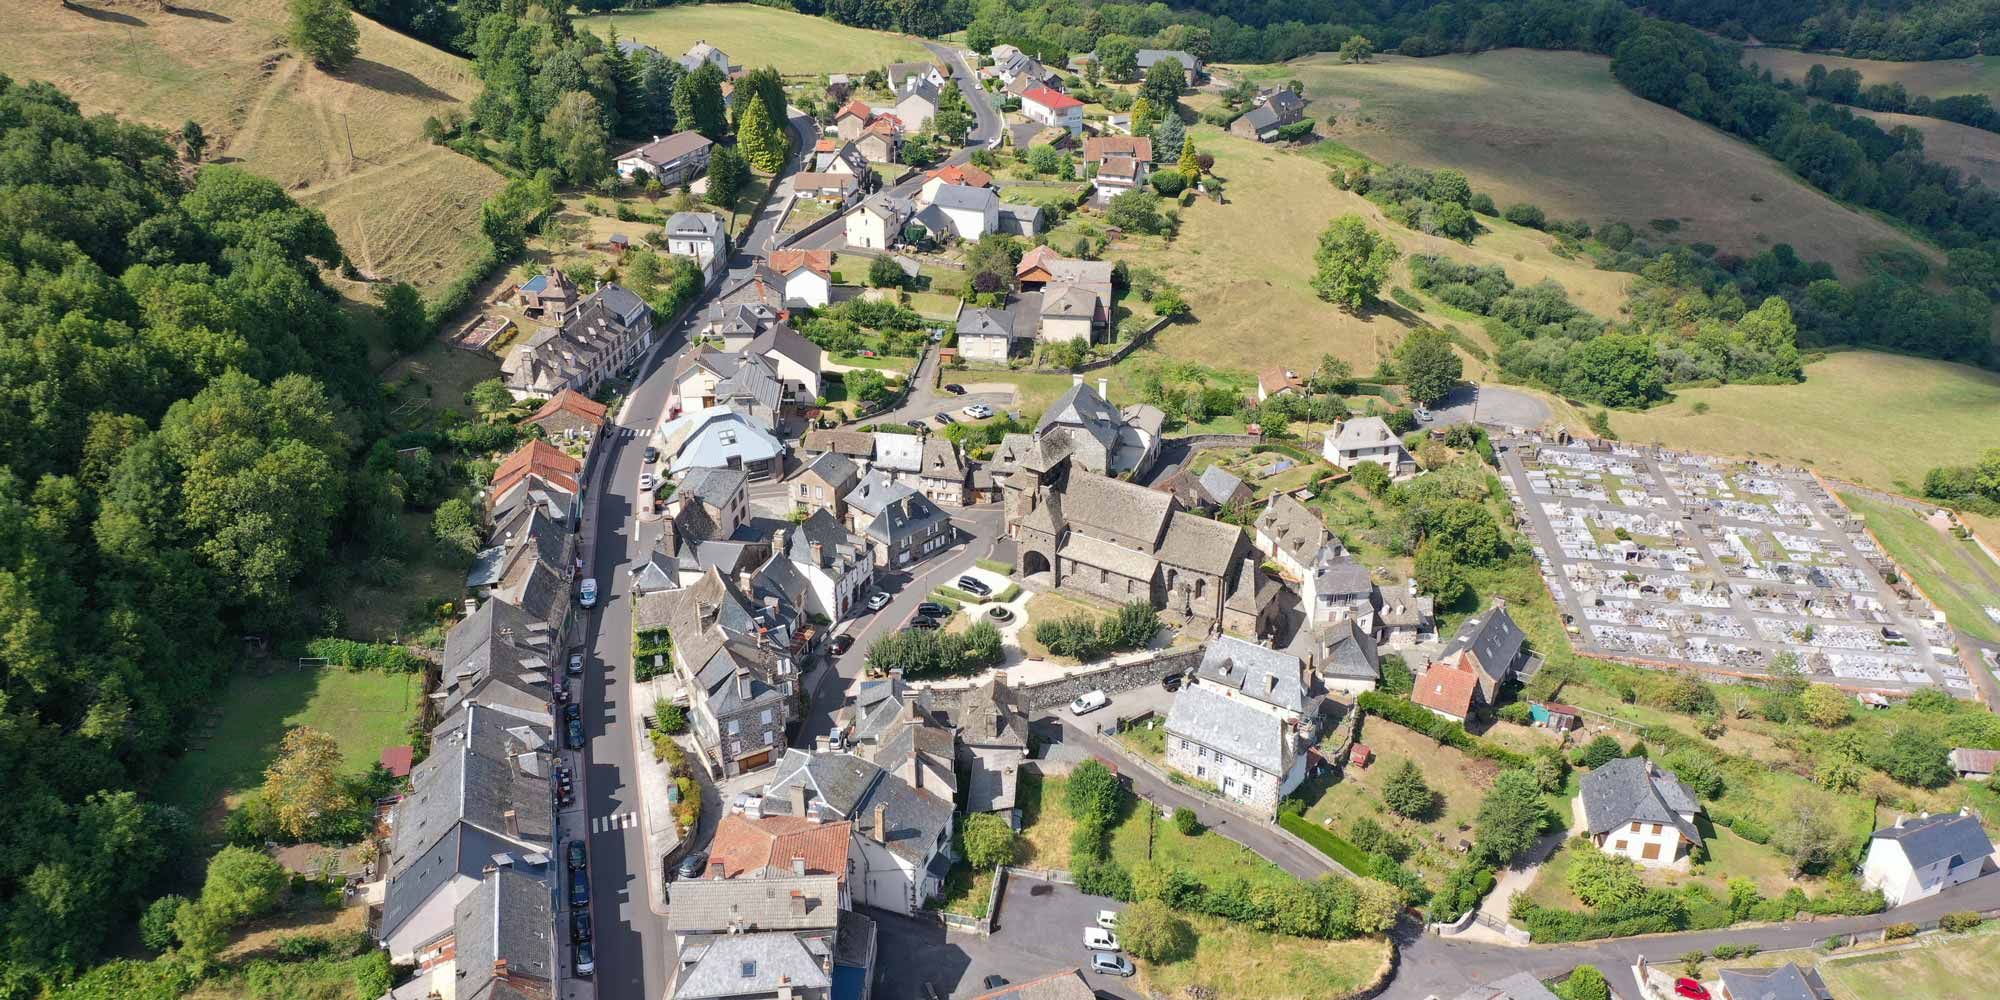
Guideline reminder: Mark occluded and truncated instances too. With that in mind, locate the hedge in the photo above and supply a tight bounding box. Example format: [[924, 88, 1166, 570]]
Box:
[[933, 585, 984, 604], [993, 583, 1022, 603], [1251, 442, 1319, 465], [1279, 812, 1371, 872], [1357, 691, 1533, 770], [975, 558, 1016, 575], [301, 638, 426, 674]]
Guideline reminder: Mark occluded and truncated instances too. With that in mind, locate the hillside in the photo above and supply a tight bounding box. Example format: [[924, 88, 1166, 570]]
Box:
[[581, 4, 931, 77], [1744, 48, 2000, 106], [1254, 49, 1936, 281], [7, 0, 504, 296]]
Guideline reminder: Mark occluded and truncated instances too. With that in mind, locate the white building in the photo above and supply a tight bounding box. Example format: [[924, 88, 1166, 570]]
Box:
[[1323, 416, 1417, 479], [1019, 86, 1083, 135], [679, 40, 731, 75], [615, 132, 714, 186], [894, 79, 940, 133], [1577, 757, 1704, 869], [760, 249, 833, 309], [955, 304, 1018, 363], [930, 183, 999, 242], [755, 509, 874, 622], [846, 195, 914, 250], [653, 405, 787, 480], [1861, 810, 1994, 906], [664, 211, 728, 281], [1164, 637, 1316, 814], [761, 749, 954, 915]]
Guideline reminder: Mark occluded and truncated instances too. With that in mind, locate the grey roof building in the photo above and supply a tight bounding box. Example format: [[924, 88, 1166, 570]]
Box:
[[1449, 972, 1562, 1000], [761, 750, 954, 869], [452, 864, 557, 1000], [672, 931, 831, 1000], [1580, 756, 1703, 845], [666, 874, 842, 935], [1717, 963, 1833, 1000], [1292, 619, 1381, 688], [434, 597, 560, 718], [1441, 603, 1529, 690], [632, 568, 801, 775], [1869, 809, 1995, 870], [1166, 682, 1293, 776], [1195, 635, 1307, 714]]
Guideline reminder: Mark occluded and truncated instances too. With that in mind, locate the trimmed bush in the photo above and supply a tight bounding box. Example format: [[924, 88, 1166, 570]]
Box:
[[1942, 911, 1984, 933], [975, 558, 1015, 575], [1883, 921, 1918, 940]]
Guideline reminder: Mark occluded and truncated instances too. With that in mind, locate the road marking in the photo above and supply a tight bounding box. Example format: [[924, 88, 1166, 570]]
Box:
[[592, 811, 638, 833]]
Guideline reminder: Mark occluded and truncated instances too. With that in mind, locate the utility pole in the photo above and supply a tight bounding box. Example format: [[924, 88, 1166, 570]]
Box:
[[343, 113, 355, 164]]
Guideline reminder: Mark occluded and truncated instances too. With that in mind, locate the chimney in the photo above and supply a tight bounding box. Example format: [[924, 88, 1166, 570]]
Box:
[[709, 860, 726, 880], [791, 854, 807, 876], [873, 803, 889, 844], [814, 735, 832, 753], [1098, 377, 1109, 399], [1072, 373, 1083, 387], [494, 958, 508, 978], [700, 601, 720, 629], [811, 541, 825, 565], [504, 809, 519, 837], [737, 670, 754, 699], [789, 889, 807, 916], [789, 782, 809, 818]]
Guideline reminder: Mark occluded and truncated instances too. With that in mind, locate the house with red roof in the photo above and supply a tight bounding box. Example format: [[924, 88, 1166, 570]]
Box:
[[1020, 86, 1083, 135], [521, 388, 607, 444], [1410, 650, 1482, 722]]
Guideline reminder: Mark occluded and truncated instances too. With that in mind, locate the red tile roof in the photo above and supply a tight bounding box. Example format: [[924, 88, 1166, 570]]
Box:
[[837, 99, 873, 121], [525, 388, 608, 429], [491, 439, 583, 498], [706, 814, 853, 883], [1411, 651, 1480, 720], [379, 746, 414, 778], [814, 137, 837, 152], [865, 115, 903, 136], [926, 163, 994, 189], [1021, 86, 1082, 110], [768, 249, 833, 277], [1082, 135, 1152, 164], [1016, 243, 1061, 278]]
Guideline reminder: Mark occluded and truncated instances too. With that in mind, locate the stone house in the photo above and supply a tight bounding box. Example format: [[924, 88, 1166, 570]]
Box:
[[516, 266, 578, 320], [633, 568, 802, 775], [521, 388, 606, 445], [759, 749, 955, 914], [843, 470, 955, 568], [790, 451, 862, 520], [1165, 637, 1317, 812], [502, 284, 653, 399], [755, 508, 875, 623]]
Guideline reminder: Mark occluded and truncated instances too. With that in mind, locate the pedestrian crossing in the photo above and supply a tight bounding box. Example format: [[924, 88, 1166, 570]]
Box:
[[591, 811, 639, 834]]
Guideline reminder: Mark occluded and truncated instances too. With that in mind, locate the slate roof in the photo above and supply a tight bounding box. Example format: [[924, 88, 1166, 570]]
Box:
[[1716, 963, 1832, 1000], [666, 874, 842, 934], [453, 865, 555, 1000], [1441, 605, 1527, 685], [436, 597, 558, 717], [1871, 811, 1995, 869], [931, 183, 999, 213], [1136, 49, 1199, 72], [1328, 416, 1403, 451], [1041, 284, 1097, 320], [702, 301, 782, 343], [667, 211, 727, 240], [1057, 470, 1173, 543], [862, 490, 951, 547], [804, 429, 875, 459], [620, 131, 713, 167], [1313, 547, 1373, 599], [844, 469, 912, 520], [1297, 619, 1380, 682], [1061, 531, 1159, 581], [673, 931, 831, 1000], [872, 431, 924, 473], [762, 750, 953, 865], [1197, 466, 1248, 506], [1197, 635, 1307, 714], [920, 436, 967, 483], [1156, 512, 1245, 577], [1449, 972, 1562, 1000], [797, 451, 861, 491], [749, 323, 823, 376], [1259, 493, 1330, 563], [1225, 556, 1280, 616], [1167, 682, 1289, 775], [1580, 756, 1703, 843], [1239, 101, 1285, 133], [958, 305, 1016, 339], [680, 465, 749, 512]]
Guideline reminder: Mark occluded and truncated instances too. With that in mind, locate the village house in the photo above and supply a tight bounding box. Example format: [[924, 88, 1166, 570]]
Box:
[[1019, 86, 1084, 135], [856, 115, 903, 163], [756, 249, 834, 309], [1231, 88, 1306, 142], [749, 322, 825, 402], [1017, 248, 1114, 342], [799, 428, 875, 464], [516, 266, 578, 320], [615, 131, 714, 186], [1861, 809, 1995, 906], [653, 405, 787, 480], [1136, 48, 1203, 81], [929, 183, 1000, 241], [895, 79, 940, 132], [1715, 964, 1834, 1000], [843, 470, 955, 568], [955, 302, 1019, 363], [487, 438, 583, 524], [431, 598, 560, 719], [1090, 154, 1149, 204], [821, 141, 872, 180], [1156, 464, 1252, 514], [754, 508, 876, 622], [991, 378, 1163, 480], [521, 388, 607, 445], [1256, 364, 1307, 401], [793, 170, 863, 207], [1578, 756, 1706, 868], [1409, 603, 1529, 720], [664, 874, 858, 1000], [666, 466, 751, 545], [665, 210, 730, 282], [920, 163, 995, 204], [502, 284, 654, 399], [700, 301, 783, 350], [759, 747, 955, 914], [702, 812, 858, 914], [789, 451, 862, 521], [634, 568, 803, 775], [1166, 637, 1320, 812], [845, 194, 916, 250], [836, 99, 876, 141], [464, 503, 573, 630], [1377, 587, 1438, 647], [1323, 416, 1418, 479], [1292, 619, 1382, 696], [887, 60, 946, 94], [670, 347, 790, 430]]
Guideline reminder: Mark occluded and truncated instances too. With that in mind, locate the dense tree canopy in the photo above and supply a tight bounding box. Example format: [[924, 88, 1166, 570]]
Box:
[[0, 75, 378, 994]]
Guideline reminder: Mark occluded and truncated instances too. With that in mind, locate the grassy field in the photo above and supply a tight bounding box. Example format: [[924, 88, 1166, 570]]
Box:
[[1041, 125, 1629, 376], [1840, 492, 2000, 644], [166, 667, 419, 828], [1136, 912, 1390, 1000], [1744, 49, 2000, 106], [1108, 799, 1300, 895], [1849, 107, 2000, 187], [1607, 351, 2000, 492], [581, 5, 930, 77], [1248, 49, 1936, 280], [1016, 770, 1074, 869], [6, 0, 504, 298], [1300, 722, 1501, 886], [1818, 922, 2000, 999]]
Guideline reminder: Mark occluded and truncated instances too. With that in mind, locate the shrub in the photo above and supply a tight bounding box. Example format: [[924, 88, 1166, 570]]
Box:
[[1883, 921, 1918, 940], [1118, 898, 1197, 961], [1497, 701, 1534, 725], [1503, 202, 1547, 229], [1942, 911, 1983, 933], [1580, 735, 1624, 769], [1383, 760, 1436, 819], [1172, 807, 1200, 835], [1558, 965, 1611, 1000], [975, 558, 1015, 575], [1066, 760, 1124, 827], [139, 895, 186, 952], [960, 812, 1018, 871], [654, 701, 688, 735]]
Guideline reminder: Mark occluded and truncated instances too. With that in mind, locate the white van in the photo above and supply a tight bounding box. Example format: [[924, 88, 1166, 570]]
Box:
[[579, 578, 599, 608], [1069, 689, 1108, 716]]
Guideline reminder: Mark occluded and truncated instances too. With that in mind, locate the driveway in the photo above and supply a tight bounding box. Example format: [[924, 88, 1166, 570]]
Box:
[[1419, 383, 1551, 431]]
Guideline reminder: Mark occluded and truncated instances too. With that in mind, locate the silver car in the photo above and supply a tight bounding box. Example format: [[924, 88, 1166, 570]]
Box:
[[1089, 951, 1134, 977]]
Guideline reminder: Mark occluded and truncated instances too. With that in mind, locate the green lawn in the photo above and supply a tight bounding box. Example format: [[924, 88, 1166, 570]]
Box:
[[1840, 491, 2000, 644], [1107, 794, 1298, 895], [931, 861, 996, 918], [581, 5, 930, 77], [1136, 912, 1390, 1000], [167, 667, 420, 828], [1017, 591, 1115, 662], [908, 291, 962, 321], [1300, 720, 1498, 888], [1818, 922, 2000, 999], [1017, 770, 1074, 869]]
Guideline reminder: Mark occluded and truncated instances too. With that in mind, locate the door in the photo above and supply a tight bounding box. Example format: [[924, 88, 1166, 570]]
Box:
[[737, 748, 773, 771]]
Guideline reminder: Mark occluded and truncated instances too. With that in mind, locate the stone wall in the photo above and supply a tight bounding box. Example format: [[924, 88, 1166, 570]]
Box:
[[918, 646, 1205, 717], [1170, 433, 1264, 452]]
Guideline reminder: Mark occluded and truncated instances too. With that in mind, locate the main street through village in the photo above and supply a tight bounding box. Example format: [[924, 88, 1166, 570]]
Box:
[[550, 50, 2000, 1000]]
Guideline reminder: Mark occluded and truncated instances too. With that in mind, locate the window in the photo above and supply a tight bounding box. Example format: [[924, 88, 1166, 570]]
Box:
[[1651, 823, 1662, 835], [763, 730, 775, 746], [1629, 822, 1641, 833], [1195, 766, 1206, 779], [1197, 746, 1207, 759], [1641, 842, 1661, 861], [728, 719, 740, 735], [760, 709, 773, 725], [1223, 777, 1234, 791], [1613, 841, 1627, 851], [1178, 739, 1189, 750]]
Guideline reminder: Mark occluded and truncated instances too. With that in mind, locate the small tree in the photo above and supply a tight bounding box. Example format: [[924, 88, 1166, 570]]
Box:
[[867, 255, 906, 289], [1118, 898, 1196, 961], [1395, 327, 1464, 406], [1414, 542, 1468, 607], [1338, 34, 1376, 64], [376, 281, 429, 352], [1382, 760, 1434, 819], [959, 812, 1018, 870], [706, 145, 749, 209], [198, 846, 290, 925], [1067, 759, 1125, 827], [1351, 460, 1391, 497], [262, 726, 346, 840], [1312, 214, 1399, 310], [140, 895, 187, 952], [1172, 807, 1200, 835], [1566, 850, 1644, 908], [432, 498, 481, 555], [288, 0, 360, 69], [1351, 877, 1402, 933], [1475, 769, 1548, 864], [1580, 734, 1624, 769], [181, 120, 208, 162], [1799, 684, 1853, 728], [1558, 965, 1611, 1000]]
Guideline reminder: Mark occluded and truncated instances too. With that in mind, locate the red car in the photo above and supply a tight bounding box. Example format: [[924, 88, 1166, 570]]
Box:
[[1673, 978, 1711, 1000]]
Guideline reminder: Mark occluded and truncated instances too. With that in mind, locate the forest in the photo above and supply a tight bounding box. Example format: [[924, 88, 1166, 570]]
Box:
[[0, 75, 389, 996]]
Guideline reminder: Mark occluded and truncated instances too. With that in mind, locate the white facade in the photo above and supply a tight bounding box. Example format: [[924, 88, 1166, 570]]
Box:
[[846, 206, 899, 249], [939, 202, 997, 241], [957, 331, 1010, 363], [782, 269, 831, 309], [1323, 417, 1416, 478], [1020, 91, 1083, 134], [1592, 815, 1693, 869], [1861, 813, 1994, 906]]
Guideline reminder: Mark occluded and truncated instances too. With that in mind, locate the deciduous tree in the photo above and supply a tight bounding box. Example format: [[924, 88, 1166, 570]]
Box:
[[1312, 214, 1399, 310], [289, 0, 360, 69], [1475, 769, 1549, 864], [263, 726, 348, 840], [959, 812, 1017, 870], [1118, 899, 1196, 961]]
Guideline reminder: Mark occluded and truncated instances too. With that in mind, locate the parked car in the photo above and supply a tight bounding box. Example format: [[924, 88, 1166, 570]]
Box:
[[568, 652, 584, 676], [1160, 673, 1183, 692], [579, 578, 599, 608], [1083, 927, 1118, 951], [908, 617, 940, 631], [1673, 981, 1711, 1000], [982, 976, 1008, 990], [865, 591, 892, 611], [906, 419, 927, 431], [568, 839, 587, 872], [1070, 690, 1108, 716], [915, 602, 950, 619], [566, 717, 585, 750], [962, 403, 993, 418], [571, 910, 591, 943], [569, 868, 590, 907], [643, 446, 659, 465], [675, 851, 709, 881], [1089, 952, 1134, 977], [943, 383, 966, 395], [932, 411, 956, 425], [554, 679, 569, 703], [1096, 910, 1119, 930], [956, 575, 991, 596], [831, 633, 855, 655], [573, 941, 595, 977]]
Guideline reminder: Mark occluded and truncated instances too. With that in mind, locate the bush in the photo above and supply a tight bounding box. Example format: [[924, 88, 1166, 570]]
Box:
[[1558, 965, 1611, 1000], [1941, 911, 1983, 933], [975, 558, 1015, 575], [960, 812, 1018, 871], [139, 895, 186, 952], [300, 637, 426, 673], [1883, 921, 1918, 940], [1118, 898, 1197, 961], [1497, 701, 1534, 725], [1172, 807, 1200, 836], [654, 701, 688, 735], [1066, 760, 1124, 828], [1503, 202, 1547, 229], [1383, 760, 1436, 819], [1579, 735, 1624, 769]]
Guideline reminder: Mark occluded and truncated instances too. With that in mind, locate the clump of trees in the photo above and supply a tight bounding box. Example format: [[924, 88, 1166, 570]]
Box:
[[1312, 214, 1400, 310], [1032, 601, 1159, 660], [863, 620, 1004, 677], [1341, 162, 1486, 242]]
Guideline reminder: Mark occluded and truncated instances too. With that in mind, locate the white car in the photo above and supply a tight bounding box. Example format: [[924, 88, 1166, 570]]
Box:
[[1083, 927, 1119, 952], [579, 578, 599, 608], [962, 403, 993, 419], [1096, 910, 1119, 930], [639, 472, 656, 492], [1069, 690, 1107, 716]]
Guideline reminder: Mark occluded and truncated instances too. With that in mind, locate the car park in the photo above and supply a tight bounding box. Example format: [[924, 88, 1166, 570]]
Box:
[[1089, 952, 1134, 977], [1070, 690, 1108, 715], [570, 910, 591, 943], [1083, 927, 1119, 951], [579, 578, 598, 608], [908, 617, 940, 630], [569, 868, 590, 907], [573, 941, 595, 977], [567, 839, 587, 872], [956, 575, 991, 596], [865, 591, 892, 611]]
